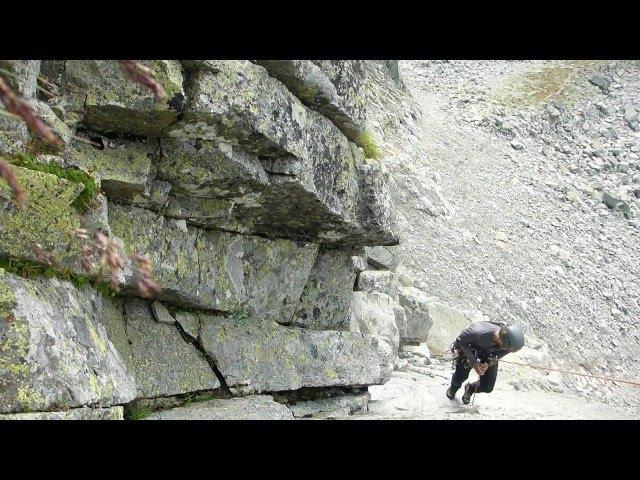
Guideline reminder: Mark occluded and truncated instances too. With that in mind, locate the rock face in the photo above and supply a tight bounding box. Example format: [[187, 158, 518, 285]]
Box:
[[0, 60, 403, 419], [0, 406, 124, 420], [287, 391, 370, 419], [121, 299, 220, 398], [198, 315, 394, 395], [109, 202, 318, 318], [351, 291, 400, 353], [397, 286, 432, 344], [168, 60, 397, 246], [55, 60, 185, 136], [0, 166, 84, 270], [0, 270, 136, 413], [254, 60, 366, 142], [290, 248, 357, 330], [145, 395, 293, 420], [425, 301, 472, 356]]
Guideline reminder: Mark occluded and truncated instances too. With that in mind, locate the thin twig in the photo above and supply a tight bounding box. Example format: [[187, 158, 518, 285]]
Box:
[[0, 67, 55, 98], [0, 77, 60, 147], [0, 108, 102, 149], [0, 156, 25, 208], [118, 60, 165, 101]]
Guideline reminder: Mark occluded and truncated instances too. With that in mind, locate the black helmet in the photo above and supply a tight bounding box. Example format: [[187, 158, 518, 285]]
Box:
[[499, 324, 525, 352]]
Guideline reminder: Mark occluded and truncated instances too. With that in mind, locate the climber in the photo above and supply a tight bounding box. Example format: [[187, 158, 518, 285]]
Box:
[[446, 322, 525, 404]]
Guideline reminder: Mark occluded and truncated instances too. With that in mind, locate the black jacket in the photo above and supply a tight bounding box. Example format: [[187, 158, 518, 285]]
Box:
[[454, 321, 509, 367]]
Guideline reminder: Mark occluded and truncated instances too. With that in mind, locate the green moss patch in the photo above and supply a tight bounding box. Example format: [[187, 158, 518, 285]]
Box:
[[0, 257, 115, 298], [8, 153, 98, 210], [356, 131, 382, 160]]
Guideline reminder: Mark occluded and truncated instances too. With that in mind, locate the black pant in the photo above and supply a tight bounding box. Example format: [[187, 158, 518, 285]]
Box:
[[450, 358, 498, 393]]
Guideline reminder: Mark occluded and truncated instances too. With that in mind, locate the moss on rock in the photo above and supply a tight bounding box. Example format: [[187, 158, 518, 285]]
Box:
[[0, 165, 84, 268]]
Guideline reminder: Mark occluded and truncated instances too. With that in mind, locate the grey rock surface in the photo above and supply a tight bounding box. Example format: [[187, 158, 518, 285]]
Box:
[[425, 301, 472, 356], [121, 299, 220, 399], [57, 60, 184, 136], [312, 60, 368, 137], [397, 286, 432, 343], [0, 406, 124, 420], [365, 245, 399, 271], [290, 248, 356, 330], [0, 60, 41, 97], [356, 270, 400, 299], [150, 301, 175, 325], [198, 315, 394, 395], [254, 60, 365, 142], [170, 60, 397, 246], [145, 395, 293, 420], [288, 391, 370, 419], [109, 203, 318, 319], [351, 291, 400, 353], [65, 139, 157, 204], [0, 271, 136, 414]]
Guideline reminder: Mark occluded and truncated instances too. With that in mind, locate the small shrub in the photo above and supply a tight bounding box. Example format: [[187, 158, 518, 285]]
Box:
[[357, 131, 382, 160]]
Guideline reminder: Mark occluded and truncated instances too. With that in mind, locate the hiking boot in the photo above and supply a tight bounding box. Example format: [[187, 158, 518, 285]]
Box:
[[462, 382, 474, 404], [446, 385, 458, 400]]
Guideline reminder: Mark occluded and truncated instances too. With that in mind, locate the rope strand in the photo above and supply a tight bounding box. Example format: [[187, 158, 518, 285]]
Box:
[[498, 359, 640, 387]]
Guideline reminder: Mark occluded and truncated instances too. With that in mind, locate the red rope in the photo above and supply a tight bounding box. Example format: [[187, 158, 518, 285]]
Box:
[[499, 359, 640, 387]]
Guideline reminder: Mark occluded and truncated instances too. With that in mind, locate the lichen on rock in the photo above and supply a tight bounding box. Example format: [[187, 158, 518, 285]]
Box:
[[0, 271, 136, 414], [0, 165, 84, 269], [61, 60, 185, 136]]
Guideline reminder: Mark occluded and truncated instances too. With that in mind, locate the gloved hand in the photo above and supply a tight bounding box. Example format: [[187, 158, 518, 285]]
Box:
[[474, 363, 489, 376]]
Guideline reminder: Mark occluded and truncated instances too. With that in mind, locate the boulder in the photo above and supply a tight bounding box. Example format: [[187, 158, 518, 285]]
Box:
[[397, 286, 432, 343], [197, 314, 394, 395], [356, 270, 399, 299], [426, 301, 473, 356], [144, 395, 293, 420], [289, 248, 356, 330], [602, 191, 633, 218], [400, 343, 431, 360], [365, 245, 399, 271], [588, 74, 611, 93], [0, 270, 136, 413], [351, 291, 400, 353]]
